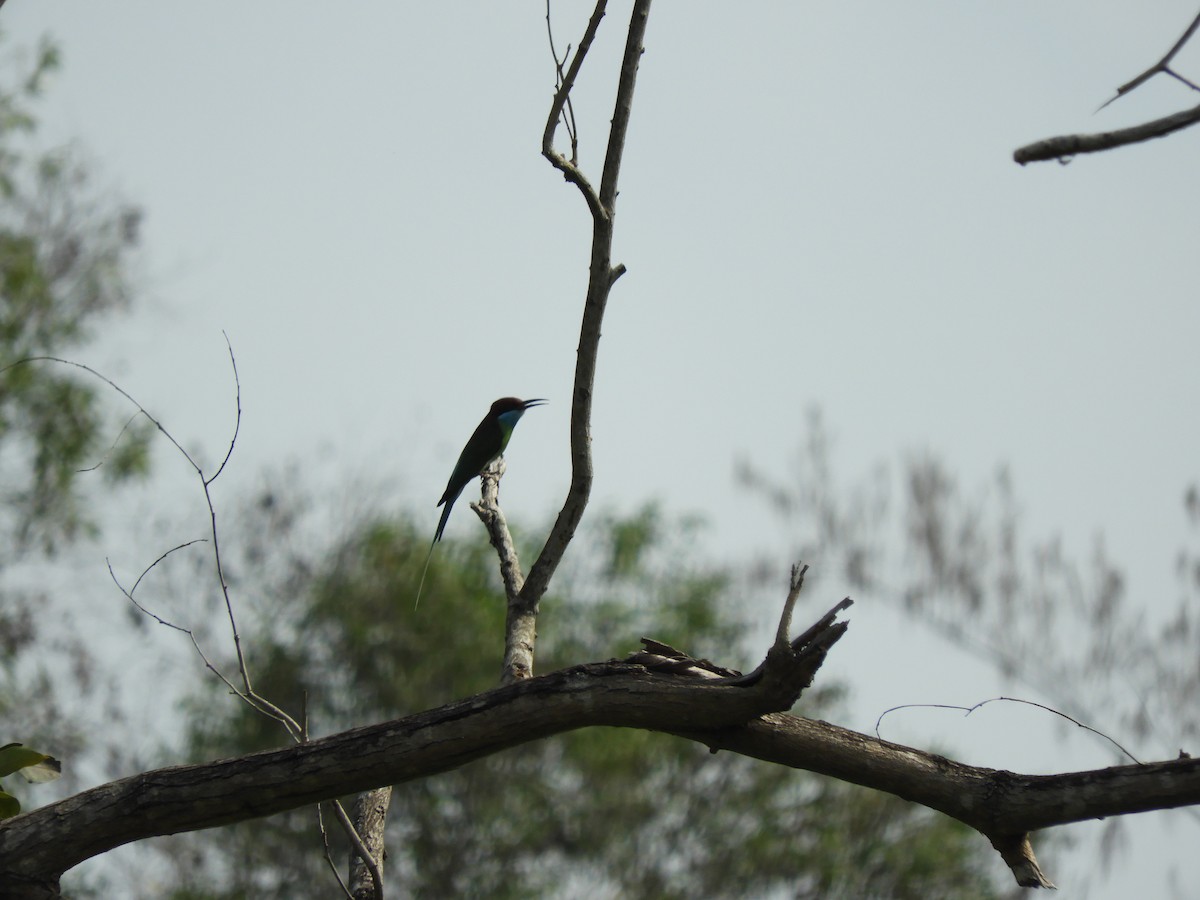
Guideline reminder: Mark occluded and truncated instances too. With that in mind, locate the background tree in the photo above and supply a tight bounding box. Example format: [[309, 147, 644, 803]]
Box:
[[738, 408, 1200, 887], [0, 30, 149, 800]]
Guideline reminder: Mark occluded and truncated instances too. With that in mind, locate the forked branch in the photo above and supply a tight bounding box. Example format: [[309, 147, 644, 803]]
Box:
[[486, 0, 652, 685], [1015, 9, 1200, 163]]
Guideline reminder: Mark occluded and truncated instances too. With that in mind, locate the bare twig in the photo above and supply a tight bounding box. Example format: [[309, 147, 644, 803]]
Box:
[[1100, 10, 1200, 109], [331, 799, 383, 900], [107, 547, 302, 738], [0, 355, 206, 477], [76, 409, 145, 473], [545, 0, 579, 164], [4, 349, 375, 894], [874, 695, 1143, 764], [206, 331, 242, 486], [541, 0, 610, 218], [0, 346, 255, 690], [317, 803, 355, 900], [106, 559, 298, 733], [125, 539, 206, 596]]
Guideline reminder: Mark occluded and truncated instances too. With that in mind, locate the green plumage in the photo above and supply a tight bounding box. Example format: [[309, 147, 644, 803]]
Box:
[[414, 397, 546, 608]]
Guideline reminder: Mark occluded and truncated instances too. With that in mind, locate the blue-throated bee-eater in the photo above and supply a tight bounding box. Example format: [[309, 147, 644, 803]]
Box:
[[414, 397, 546, 608]]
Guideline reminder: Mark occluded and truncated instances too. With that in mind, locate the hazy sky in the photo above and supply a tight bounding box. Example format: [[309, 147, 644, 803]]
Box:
[[6, 3, 1200, 897]]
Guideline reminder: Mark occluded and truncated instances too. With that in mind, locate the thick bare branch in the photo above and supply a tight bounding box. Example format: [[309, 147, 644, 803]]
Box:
[[0, 633, 840, 893], [5, 636, 1198, 895], [347, 789, 391, 900], [1014, 101, 1200, 164], [683, 714, 1200, 888]]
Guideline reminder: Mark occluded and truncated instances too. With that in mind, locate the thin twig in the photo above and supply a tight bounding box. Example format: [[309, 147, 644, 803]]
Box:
[[3, 353, 300, 732], [1100, 10, 1200, 109], [541, 0, 609, 219], [76, 410, 145, 473], [205, 331, 242, 486], [1165, 67, 1200, 94], [107, 558, 302, 735], [317, 803, 356, 900], [545, 1, 579, 163], [874, 696, 1142, 764], [15, 349, 372, 892], [0, 356, 203, 474], [333, 799, 384, 900], [127, 539, 207, 596], [0, 352, 254, 689]]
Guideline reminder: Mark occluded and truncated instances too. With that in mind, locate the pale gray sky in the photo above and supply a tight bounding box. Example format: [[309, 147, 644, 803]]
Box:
[[6, 2, 1200, 897]]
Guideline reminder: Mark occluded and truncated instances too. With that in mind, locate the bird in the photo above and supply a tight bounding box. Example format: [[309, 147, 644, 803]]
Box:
[[414, 397, 546, 608]]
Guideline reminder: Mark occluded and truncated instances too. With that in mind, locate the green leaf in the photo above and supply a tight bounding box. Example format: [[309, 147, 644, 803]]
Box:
[[0, 788, 20, 820], [0, 742, 61, 781]]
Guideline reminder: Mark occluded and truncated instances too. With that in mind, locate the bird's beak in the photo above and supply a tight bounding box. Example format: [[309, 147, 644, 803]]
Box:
[[522, 398, 548, 409]]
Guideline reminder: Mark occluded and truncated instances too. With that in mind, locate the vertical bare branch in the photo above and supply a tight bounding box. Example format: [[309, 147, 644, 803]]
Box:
[[598, 1, 651, 211], [520, 0, 653, 654], [346, 789, 391, 900], [345, 4, 658, 879]]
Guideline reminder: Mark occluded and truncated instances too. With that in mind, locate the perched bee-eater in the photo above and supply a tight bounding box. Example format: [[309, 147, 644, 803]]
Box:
[[415, 397, 546, 608]]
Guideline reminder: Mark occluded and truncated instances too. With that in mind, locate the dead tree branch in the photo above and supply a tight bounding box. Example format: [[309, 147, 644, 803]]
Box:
[[521, 0, 652, 636], [683, 714, 1200, 889], [0, 594, 845, 897], [5, 611, 1199, 895], [1014, 10, 1200, 164], [1014, 102, 1200, 164]]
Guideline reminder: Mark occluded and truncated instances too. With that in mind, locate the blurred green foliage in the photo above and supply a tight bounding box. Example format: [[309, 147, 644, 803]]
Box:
[[0, 29, 151, 814], [0, 32, 151, 554]]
